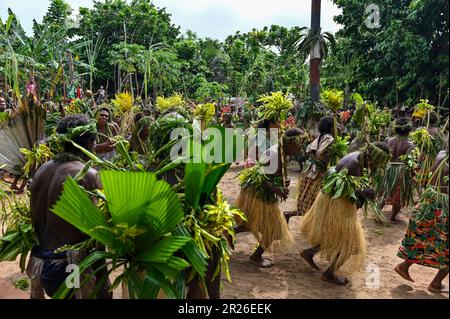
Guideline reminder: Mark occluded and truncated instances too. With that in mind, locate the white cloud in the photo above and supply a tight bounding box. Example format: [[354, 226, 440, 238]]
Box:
[[1, 0, 341, 40]]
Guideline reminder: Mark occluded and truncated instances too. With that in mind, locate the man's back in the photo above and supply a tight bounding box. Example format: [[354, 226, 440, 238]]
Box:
[[30, 160, 100, 250], [336, 151, 362, 177], [388, 136, 414, 161]]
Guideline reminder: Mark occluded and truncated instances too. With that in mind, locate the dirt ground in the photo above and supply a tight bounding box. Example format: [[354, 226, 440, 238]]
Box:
[[0, 164, 448, 299]]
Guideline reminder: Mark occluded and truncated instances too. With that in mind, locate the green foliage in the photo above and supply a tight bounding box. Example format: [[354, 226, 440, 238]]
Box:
[[20, 143, 54, 178], [328, 135, 349, 166], [321, 89, 344, 112], [156, 94, 186, 113], [257, 91, 293, 122], [239, 164, 285, 203], [51, 171, 207, 299], [13, 277, 30, 291], [42, 0, 73, 33], [187, 190, 245, 281], [331, 0, 448, 106], [193, 103, 215, 123], [0, 188, 38, 273], [413, 99, 435, 118], [322, 168, 369, 202], [111, 92, 134, 117]]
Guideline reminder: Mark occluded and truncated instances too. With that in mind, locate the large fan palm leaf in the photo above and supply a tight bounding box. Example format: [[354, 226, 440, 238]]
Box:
[[0, 98, 46, 174]]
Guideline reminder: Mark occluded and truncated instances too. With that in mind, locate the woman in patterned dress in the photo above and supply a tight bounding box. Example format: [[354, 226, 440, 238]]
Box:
[[395, 150, 449, 293]]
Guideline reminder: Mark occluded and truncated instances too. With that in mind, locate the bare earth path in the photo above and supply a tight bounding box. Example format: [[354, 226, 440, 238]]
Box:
[[0, 164, 448, 299]]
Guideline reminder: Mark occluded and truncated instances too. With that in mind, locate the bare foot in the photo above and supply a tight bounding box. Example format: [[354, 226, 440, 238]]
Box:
[[283, 211, 297, 224], [234, 225, 247, 234], [300, 250, 320, 271], [321, 273, 349, 286], [428, 284, 449, 294], [250, 256, 274, 268], [394, 264, 414, 282]]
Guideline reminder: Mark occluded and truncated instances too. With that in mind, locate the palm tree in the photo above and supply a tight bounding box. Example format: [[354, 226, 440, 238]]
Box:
[[294, 0, 335, 102]]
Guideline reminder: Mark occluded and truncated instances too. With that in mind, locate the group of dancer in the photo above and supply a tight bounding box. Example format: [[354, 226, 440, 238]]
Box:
[[234, 112, 448, 293], [1, 86, 448, 297]]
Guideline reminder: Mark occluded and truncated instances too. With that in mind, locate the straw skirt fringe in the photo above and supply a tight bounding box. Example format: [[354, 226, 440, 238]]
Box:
[[236, 189, 293, 250], [301, 192, 366, 272]]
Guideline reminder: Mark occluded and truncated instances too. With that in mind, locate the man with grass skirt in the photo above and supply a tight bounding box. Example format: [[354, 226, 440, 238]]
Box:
[[26, 115, 112, 299], [379, 117, 415, 223], [395, 150, 449, 293], [235, 120, 301, 268], [300, 142, 391, 285], [284, 116, 335, 223]]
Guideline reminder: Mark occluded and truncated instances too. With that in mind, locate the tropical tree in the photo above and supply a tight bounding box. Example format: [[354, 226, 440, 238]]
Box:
[[292, 0, 335, 103]]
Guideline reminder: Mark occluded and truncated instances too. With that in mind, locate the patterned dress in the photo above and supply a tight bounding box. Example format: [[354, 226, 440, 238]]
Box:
[[397, 188, 449, 271], [296, 134, 334, 215]]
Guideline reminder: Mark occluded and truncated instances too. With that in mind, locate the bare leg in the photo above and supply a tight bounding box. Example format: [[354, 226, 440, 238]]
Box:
[[390, 204, 401, 223], [250, 245, 273, 268], [300, 246, 321, 271], [428, 270, 449, 293], [394, 261, 414, 282], [321, 265, 348, 286], [17, 179, 28, 194], [283, 210, 299, 224], [10, 175, 20, 190], [234, 224, 247, 234], [378, 199, 386, 212]]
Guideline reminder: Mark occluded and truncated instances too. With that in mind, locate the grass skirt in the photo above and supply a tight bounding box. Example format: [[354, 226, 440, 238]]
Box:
[[380, 163, 415, 208], [301, 192, 366, 273], [235, 189, 293, 250]]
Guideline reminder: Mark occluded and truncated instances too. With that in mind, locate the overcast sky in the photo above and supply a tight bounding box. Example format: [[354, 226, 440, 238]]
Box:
[[1, 0, 341, 40]]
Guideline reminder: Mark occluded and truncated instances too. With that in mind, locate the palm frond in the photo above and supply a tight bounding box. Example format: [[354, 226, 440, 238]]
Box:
[[0, 97, 46, 174]]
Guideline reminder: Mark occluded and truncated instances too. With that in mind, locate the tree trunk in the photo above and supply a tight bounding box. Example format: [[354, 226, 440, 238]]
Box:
[[135, 72, 140, 98], [118, 67, 122, 93], [186, 247, 221, 299], [129, 73, 134, 98], [310, 0, 321, 102]]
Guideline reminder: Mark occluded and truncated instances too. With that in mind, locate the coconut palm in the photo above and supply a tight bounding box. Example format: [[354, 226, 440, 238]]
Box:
[[293, 1, 336, 102]]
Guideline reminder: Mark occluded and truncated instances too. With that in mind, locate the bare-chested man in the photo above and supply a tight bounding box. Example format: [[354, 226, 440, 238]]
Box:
[[235, 120, 295, 268], [379, 117, 415, 223], [95, 107, 119, 161], [27, 115, 112, 299], [300, 142, 391, 285], [95, 85, 106, 105]]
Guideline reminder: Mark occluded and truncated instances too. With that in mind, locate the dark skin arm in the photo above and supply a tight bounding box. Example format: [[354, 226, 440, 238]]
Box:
[[95, 138, 115, 153], [430, 150, 449, 194], [262, 180, 289, 200], [95, 124, 119, 153]]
